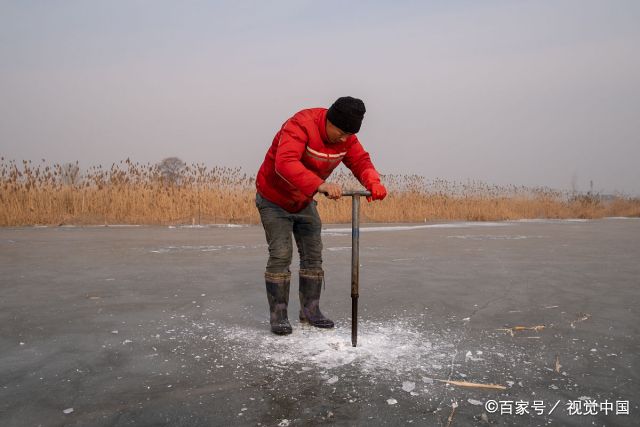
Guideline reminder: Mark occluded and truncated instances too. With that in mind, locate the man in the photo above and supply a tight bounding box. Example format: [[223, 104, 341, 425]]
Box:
[[255, 96, 387, 335]]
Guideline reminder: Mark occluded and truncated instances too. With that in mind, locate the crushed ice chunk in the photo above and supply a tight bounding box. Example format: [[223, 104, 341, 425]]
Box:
[[387, 398, 398, 405], [63, 408, 74, 414], [465, 351, 484, 362], [468, 399, 483, 406], [402, 381, 415, 392], [327, 376, 339, 385]]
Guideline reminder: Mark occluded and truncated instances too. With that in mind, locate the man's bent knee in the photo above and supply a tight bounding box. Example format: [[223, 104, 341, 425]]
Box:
[[267, 253, 293, 274]]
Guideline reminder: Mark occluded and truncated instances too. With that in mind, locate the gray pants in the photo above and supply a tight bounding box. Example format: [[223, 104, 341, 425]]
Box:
[[255, 193, 323, 274]]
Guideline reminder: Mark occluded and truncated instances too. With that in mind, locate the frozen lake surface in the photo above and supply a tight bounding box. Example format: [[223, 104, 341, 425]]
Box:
[[1, 219, 638, 426]]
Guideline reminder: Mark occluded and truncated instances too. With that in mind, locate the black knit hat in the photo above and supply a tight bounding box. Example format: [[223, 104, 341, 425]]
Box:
[[326, 96, 366, 134]]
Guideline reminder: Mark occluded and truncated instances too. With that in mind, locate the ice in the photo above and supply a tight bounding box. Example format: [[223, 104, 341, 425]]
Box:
[[218, 319, 452, 376], [511, 219, 590, 223], [465, 351, 484, 362], [63, 408, 74, 414], [402, 381, 416, 392], [149, 244, 247, 254], [605, 217, 640, 220], [174, 224, 247, 229], [323, 222, 512, 234], [448, 235, 541, 240], [327, 376, 339, 384], [468, 399, 483, 406], [387, 398, 398, 405]]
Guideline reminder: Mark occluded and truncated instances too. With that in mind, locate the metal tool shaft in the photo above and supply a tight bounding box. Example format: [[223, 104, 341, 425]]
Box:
[[319, 189, 370, 347], [351, 194, 360, 347], [343, 190, 370, 347], [341, 190, 371, 197]]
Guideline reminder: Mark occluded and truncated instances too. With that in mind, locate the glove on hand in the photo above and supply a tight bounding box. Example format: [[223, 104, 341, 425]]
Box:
[[367, 183, 387, 202]]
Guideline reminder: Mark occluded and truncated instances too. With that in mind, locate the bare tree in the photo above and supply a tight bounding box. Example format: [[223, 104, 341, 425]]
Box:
[[157, 157, 186, 186], [61, 161, 80, 186]]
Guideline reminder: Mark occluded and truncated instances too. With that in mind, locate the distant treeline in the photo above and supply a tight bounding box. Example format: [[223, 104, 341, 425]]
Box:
[[1, 158, 638, 226]]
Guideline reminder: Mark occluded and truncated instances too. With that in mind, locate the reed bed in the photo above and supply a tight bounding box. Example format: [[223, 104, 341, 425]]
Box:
[[1, 158, 638, 226]]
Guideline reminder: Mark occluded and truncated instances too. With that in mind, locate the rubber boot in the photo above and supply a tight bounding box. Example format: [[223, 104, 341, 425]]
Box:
[[265, 272, 293, 335], [299, 269, 334, 328]]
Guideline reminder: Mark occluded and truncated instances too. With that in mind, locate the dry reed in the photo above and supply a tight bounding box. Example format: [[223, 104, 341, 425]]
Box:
[[1, 158, 638, 226]]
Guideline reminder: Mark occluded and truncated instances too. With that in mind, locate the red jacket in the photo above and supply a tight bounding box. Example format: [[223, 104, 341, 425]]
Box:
[[257, 108, 381, 213]]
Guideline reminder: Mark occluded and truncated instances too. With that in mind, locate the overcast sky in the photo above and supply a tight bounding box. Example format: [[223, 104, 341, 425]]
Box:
[[1, 1, 639, 195]]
